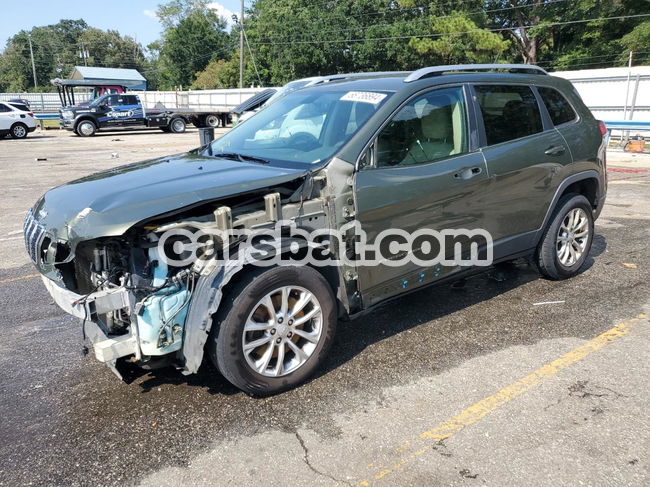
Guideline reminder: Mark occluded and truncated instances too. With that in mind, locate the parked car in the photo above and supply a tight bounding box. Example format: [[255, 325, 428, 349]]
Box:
[[25, 64, 606, 395], [0, 102, 36, 139], [7, 98, 31, 109]]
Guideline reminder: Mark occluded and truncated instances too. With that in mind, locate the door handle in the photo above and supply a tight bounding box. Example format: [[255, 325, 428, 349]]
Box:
[[544, 145, 566, 156], [454, 166, 483, 180]]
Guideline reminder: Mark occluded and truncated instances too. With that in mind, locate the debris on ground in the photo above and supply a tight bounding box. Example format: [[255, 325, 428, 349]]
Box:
[[532, 300, 565, 306], [111, 152, 119, 159], [34, 158, 47, 161], [622, 263, 638, 269]]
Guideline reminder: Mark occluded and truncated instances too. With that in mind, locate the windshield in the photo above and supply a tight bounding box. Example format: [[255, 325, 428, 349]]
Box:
[[209, 89, 391, 166], [264, 79, 313, 107]]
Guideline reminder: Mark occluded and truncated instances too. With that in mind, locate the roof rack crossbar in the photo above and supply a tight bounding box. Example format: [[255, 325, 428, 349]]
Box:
[[404, 64, 548, 83]]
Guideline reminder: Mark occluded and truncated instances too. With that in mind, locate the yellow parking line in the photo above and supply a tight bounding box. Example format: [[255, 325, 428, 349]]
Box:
[[355, 313, 647, 486], [0, 273, 40, 284]]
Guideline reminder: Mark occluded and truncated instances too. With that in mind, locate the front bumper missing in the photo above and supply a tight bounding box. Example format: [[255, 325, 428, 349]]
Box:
[[42, 276, 139, 377]]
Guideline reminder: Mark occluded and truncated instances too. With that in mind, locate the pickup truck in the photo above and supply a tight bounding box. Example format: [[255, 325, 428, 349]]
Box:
[[59, 93, 226, 136]]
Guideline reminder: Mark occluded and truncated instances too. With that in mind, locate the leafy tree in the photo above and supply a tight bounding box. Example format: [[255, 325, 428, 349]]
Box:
[[192, 57, 240, 88], [619, 20, 650, 56], [410, 13, 510, 64], [154, 0, 232, 89], [0, 19, 148, 92]]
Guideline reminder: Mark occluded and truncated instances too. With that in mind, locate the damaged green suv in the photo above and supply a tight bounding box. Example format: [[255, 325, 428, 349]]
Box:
[[25, 65, 607, 395]]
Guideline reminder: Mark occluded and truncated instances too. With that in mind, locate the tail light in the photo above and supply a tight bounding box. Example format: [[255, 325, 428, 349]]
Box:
[[28, 112, 34, 117], [597, 120, 607, 137]]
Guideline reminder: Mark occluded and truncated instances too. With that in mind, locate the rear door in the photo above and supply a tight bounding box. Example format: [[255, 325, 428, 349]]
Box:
[[354, 85, 489, 306], [472, 84, 573, 257]]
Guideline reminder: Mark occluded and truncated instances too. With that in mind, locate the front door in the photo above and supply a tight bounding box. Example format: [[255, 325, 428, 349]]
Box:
[[102, 94, 141, 127], [353, 86, 490, 306]]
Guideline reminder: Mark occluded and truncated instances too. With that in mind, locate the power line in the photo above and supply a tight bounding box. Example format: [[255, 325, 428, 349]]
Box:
[[249, 13, 650, 46], [251, 0, 570, 42]]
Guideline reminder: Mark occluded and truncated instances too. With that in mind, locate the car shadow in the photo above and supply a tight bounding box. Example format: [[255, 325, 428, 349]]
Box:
[[128, 234, 608, 394]]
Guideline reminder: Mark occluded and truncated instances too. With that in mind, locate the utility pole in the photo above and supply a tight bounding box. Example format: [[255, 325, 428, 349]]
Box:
[[239, 0, 244, 88], [28, 34, 38, 90], [623, 51, 633, 121]]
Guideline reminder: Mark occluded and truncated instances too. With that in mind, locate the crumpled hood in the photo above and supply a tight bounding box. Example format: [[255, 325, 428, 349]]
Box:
[[33, 152, 308, 245]]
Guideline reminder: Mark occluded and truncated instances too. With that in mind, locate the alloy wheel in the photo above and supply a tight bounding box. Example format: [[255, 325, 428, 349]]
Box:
[[242, 285, 323, 377], [556, 207, 589, 266], [12, 125, 26, 138]]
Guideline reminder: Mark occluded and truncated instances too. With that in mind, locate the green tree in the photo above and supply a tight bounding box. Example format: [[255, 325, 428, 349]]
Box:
[[0, 19, 148, 92], [155, 0, 232, 89], [410, 13, 510, 64], [191, 57, 240, 89]]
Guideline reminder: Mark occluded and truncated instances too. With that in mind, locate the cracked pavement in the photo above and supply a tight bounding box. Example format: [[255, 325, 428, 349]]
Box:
[[1, 131, 649, 486]]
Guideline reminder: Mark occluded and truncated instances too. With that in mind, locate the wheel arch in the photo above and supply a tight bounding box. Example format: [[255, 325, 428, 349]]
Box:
[[180, 238, 348, 375], [73, 116, 98, 131], [10, 121, 28, 131], [534, 170, 603, 245]]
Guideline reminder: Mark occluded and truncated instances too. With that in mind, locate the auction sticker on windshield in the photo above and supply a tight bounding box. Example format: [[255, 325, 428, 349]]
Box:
[[340, 91, 387, 104]]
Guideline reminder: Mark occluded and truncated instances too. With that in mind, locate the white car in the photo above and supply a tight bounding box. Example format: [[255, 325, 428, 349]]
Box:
[[0, 102, 36, 139]]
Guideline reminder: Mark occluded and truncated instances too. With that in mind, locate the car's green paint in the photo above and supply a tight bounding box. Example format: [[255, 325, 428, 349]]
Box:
[[29, 69, 606, 312], [33, 152, 308, 255]]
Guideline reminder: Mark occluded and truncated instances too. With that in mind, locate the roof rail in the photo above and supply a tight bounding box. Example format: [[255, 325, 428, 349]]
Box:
[[404, 64, 548, 83]]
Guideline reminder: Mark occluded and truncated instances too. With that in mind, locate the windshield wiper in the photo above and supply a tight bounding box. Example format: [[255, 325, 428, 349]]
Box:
[[212, 152, 269, 164]]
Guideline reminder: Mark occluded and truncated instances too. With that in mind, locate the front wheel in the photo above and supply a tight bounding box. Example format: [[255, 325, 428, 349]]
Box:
[[208, 266, 337, 396], [535, 194, 594, 280], [75, 120, 96, 137]]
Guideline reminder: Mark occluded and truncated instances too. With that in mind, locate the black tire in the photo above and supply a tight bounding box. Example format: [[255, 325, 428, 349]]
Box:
[[535, 193, 594, 280], [169, 117, 186, 134], [204, 114, 220, 128], [10, 123, 28, 139], [208, 265, 337, 396], [75, 120, 97, 137]]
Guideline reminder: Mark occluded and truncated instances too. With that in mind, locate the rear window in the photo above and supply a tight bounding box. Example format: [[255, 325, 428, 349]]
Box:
[[538, 87, 577, 126], [475, 85, 543, 145]]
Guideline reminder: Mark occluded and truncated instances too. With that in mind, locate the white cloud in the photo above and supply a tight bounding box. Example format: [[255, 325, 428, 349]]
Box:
[[143, 9, 157, 21], [208, 2, 235, 26]]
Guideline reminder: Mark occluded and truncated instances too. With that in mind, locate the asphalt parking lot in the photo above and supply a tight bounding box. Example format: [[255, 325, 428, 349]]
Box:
[[1, 128, 649, 486]]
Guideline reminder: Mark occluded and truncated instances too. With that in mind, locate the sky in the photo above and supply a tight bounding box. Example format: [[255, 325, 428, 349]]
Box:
[[0, 0, 242, 50]]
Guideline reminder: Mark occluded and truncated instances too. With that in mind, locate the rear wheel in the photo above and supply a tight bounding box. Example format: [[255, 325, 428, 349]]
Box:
[[76, 120, 96, 137], [10, 123, 28, 139], [169, 117, 186, 134], [204, 114, 220, 128], [535, 194, 594, 280], [208, 265, 337, 396]]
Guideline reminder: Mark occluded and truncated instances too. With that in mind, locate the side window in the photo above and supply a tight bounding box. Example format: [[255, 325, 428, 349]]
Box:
[[0, 104, 11, 112], [538, 87, 577, 126], [105, 95, 120, 106], [376, 87, 468, 167], [474, 85, 543, 145]]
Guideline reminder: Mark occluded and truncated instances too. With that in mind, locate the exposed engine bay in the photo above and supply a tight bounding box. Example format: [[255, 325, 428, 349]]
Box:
[[35, 158, 357, 378]]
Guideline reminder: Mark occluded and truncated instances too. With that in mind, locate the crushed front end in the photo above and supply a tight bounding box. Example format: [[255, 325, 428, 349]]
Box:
[[24, 208, 198, 378]]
